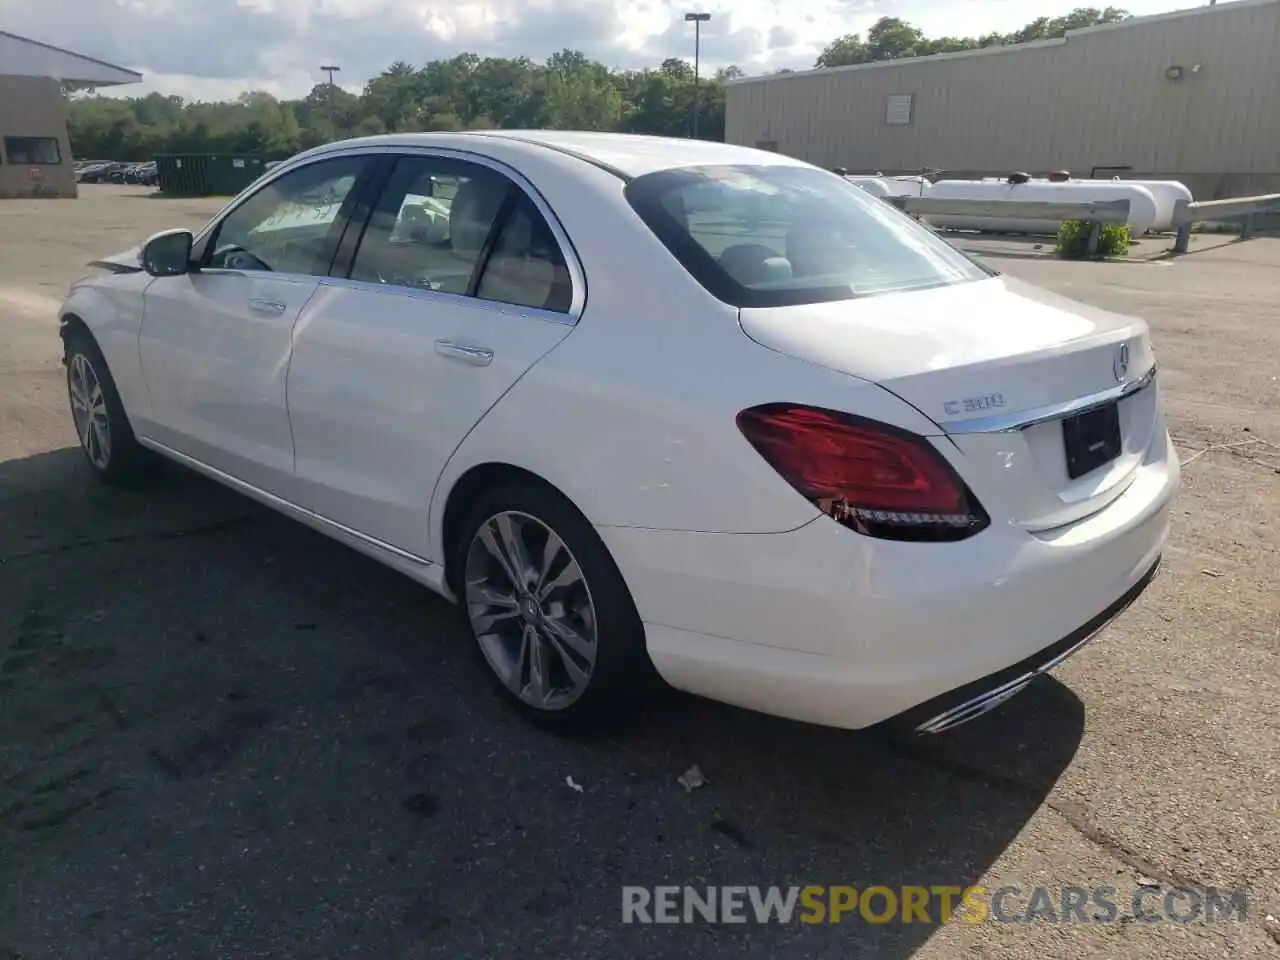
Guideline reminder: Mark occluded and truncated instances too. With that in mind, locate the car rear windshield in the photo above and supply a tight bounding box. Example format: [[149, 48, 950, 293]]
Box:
[[624, 164, 992, 308]]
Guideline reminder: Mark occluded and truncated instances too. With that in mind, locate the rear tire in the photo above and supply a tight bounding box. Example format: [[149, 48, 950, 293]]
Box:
[[64, 330, 156, 486], [453, 482, 661, 730]]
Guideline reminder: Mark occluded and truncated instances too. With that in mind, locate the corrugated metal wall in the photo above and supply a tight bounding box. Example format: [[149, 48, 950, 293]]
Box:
[[0, 75, 76, 199], [726, 0, 1280, 198]]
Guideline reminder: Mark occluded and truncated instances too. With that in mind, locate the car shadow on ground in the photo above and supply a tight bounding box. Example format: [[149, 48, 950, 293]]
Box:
[[1, 447, 1086, 958]]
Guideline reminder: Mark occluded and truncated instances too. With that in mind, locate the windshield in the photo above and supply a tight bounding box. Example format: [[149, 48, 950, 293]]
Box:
[[625, 164, 992, 308]]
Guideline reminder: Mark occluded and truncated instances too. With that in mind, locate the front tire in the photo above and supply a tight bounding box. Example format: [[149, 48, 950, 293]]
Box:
[[64, 331, 154, 485], [454, 482, 659, 729]]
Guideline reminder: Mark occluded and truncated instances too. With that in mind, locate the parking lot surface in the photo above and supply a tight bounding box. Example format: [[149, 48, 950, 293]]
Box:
[[2, 185, 1278, 959]]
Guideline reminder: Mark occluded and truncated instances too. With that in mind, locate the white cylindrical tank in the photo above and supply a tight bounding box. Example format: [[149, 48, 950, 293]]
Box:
[[844, 175, 932, 199], [843, 176, 896, 198], [1077, 179, 1192, 232], [885, 175, 932, 196], [966, 176, 1190, 231], [926, 179, 1160, 235]]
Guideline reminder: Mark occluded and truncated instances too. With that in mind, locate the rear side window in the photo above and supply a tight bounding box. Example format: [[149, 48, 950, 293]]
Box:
[[349, 157, 511, 295], [475, 196, 573, 313], [625, 164, 990, 308], [348, 155, 574, 313]]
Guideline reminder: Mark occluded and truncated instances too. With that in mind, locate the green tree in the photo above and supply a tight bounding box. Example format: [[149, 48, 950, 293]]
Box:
[[865, 17, 929, 60], [814, 7, 1130, 68], [67, 48, 738, 161], [63, 9, 1137, 162], [815, 34, 869, 68]]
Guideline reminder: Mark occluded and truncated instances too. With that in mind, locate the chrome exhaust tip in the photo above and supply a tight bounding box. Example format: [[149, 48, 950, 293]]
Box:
[[910, 556, 1161, 735], [915, 673, 1037, 734]]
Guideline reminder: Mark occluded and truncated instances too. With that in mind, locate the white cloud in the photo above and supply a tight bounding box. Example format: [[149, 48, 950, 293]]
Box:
[[0, 0, 1191, 101]]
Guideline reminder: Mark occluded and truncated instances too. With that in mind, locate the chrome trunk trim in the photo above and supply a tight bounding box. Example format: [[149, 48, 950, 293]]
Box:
[[940, 364, 1157, 435]]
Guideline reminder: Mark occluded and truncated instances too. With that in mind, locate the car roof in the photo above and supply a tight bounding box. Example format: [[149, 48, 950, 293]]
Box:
[[294, 130, 810, 180], [472, 130, 810, 178]]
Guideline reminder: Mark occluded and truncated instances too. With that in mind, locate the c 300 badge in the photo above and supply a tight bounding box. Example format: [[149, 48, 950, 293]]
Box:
[[943, 393, 1006, 417], [1113, 342, 1130, 383]]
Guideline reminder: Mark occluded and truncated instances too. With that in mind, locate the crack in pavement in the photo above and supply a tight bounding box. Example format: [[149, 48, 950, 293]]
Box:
[[0, 515, 255, 563], [885, 736, 1279, 941]]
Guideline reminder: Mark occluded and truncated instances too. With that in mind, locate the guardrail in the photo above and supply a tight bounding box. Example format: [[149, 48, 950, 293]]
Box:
[[886, 195, 1130, 253], [1171, 194, 1280, 254], [882, 192, 1280, 255]]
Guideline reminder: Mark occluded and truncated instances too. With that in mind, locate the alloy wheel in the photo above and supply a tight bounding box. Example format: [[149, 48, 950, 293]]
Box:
[[69, 352, 112, 469], [464, 510, 599, 711]]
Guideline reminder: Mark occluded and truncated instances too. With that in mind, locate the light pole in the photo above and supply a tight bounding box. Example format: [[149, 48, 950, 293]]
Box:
[[684, 12, 711, 139], [320, 64, 341, 138]]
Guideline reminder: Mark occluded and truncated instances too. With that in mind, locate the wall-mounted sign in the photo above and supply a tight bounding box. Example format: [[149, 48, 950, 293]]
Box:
[[885, 93, 915, 126]]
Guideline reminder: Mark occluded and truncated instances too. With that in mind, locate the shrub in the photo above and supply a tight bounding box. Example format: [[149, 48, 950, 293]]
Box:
[[1056, 220, 1130, 260]]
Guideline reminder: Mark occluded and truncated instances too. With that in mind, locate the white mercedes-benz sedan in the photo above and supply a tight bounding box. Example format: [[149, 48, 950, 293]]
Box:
[[59, 131, 1178, 734]]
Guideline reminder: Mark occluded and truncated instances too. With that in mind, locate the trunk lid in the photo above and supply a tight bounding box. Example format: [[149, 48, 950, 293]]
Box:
[[739, 275, 1160, 531]]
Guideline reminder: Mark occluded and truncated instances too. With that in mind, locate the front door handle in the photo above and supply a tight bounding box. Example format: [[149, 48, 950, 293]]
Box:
[[434, 340, 494, 366], [248, 298, 286, 316]]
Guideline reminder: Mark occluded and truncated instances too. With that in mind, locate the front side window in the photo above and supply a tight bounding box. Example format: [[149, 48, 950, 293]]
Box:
[[202, 155, 367, 276], [625, 164, 990, 308], [5, 136, 61, 165]]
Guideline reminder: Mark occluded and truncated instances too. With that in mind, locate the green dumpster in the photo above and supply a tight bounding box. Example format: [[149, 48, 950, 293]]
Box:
[[154, 153, 270, 197]]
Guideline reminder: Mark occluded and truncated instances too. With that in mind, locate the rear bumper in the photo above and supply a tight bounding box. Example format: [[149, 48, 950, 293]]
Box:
[[599, 427, 1177, 731], [887, 554, 1161, 734]]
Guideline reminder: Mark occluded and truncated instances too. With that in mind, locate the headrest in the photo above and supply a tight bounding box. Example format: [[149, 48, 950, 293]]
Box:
[[450, 178, 505, 255]]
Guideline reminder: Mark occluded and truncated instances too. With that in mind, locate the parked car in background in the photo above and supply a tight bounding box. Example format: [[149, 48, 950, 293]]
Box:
[[57, 131, 1177, 735], [76, 162, 109, 183], [125, 162, 158, 186], [79, 162, 133, 184]]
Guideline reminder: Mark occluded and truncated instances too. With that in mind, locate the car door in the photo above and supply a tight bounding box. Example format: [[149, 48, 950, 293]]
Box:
[[137, 152, 378, 496], [285, 150, 582, 559]]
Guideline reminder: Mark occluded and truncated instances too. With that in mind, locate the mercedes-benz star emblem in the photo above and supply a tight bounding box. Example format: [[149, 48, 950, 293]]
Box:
[[1113, 343, 1130, 383]]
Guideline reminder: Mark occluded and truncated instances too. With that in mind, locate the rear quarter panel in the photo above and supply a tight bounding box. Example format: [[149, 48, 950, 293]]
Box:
[[429, 156, 946, 549]]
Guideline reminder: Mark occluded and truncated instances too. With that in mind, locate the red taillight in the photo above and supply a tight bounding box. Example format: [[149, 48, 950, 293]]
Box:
[[736, 404, 989, 542]]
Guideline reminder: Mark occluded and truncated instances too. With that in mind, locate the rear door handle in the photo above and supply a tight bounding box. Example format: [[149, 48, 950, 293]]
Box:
[[434, 340, 494, 366], [248, 298, 286, 316]]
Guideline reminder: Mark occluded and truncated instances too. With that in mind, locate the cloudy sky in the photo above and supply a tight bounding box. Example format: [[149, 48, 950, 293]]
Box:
[[2, 0, 1188, 101]]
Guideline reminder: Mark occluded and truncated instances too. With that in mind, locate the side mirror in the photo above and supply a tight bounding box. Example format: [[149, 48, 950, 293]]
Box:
[[141, 229, 195, 277]]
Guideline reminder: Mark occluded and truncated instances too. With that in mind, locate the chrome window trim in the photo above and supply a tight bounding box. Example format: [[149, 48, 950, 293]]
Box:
[[189, 267, 320, 283], [190, 143, 587, 322], [192, 146, 395, 249], [941, 363, 1157, 435], [315, 274, 577, 327]]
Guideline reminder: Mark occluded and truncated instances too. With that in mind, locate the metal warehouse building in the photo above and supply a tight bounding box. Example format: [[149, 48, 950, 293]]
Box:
[[0, 31, 140, 198], [725, 0, 1280, 200]]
